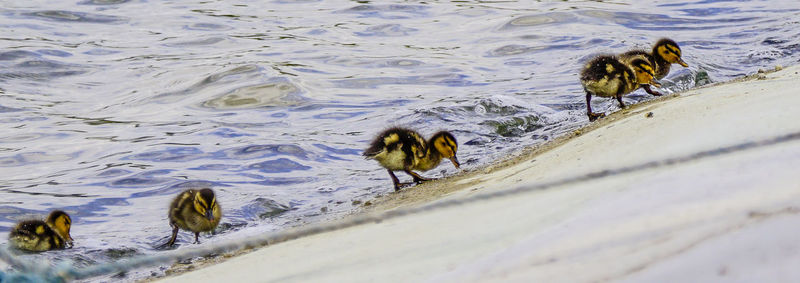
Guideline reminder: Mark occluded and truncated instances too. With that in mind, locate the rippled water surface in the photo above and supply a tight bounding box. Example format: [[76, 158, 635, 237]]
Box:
[[1, 0, 799, 279]]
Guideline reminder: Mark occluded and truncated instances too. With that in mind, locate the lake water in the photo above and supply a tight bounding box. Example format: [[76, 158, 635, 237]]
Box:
[[1, 0, 799, 280]]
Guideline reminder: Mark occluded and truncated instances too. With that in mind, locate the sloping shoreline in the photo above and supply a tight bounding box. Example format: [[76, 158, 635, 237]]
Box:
[[155, 64, 800, 282]]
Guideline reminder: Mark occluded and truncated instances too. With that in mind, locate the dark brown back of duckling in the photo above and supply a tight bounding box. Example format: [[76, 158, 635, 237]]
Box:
[[8, 219, 69, 252], [580, 55, 637, 97], [364, 127, 427, 169]]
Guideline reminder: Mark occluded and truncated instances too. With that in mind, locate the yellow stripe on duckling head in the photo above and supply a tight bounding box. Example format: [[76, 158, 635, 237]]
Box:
[[446, 137, 457, 153], [669, 45, 681, 57], [194, 194, 208, 214]]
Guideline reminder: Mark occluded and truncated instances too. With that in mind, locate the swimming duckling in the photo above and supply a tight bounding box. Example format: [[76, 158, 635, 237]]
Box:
[[8, 210, 73, 252], [363, 127, 460, 191], [167, 188, 221, 247], [619, 38, 688, 96], [581, 55, 660, 121]]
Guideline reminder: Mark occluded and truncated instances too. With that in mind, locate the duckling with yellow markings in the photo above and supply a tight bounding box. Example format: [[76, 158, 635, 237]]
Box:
[[619, 38, 688, 96], [581, 55, 660, 121], [8, 210, 73, 252], [167, 188, 221, 247], [364, 127, 460, 191]]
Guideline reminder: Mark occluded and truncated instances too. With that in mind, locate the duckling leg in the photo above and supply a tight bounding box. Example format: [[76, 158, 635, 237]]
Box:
[[194, 232, 201, 244], [585, 92, 604, 121], [167, 224, 179, 247], [616, 95, 626, 109], [388, 169, 401, 191], [642, 84, 663, 96], [404, 169, 431, 183]]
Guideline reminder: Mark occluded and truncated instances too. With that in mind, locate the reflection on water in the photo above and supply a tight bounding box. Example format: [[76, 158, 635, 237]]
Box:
[[1, 0, 799, 280], [203, 81, 306, 110]]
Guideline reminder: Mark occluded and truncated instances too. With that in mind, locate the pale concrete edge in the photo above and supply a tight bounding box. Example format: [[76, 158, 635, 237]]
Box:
[[148, 63, 795, 282]]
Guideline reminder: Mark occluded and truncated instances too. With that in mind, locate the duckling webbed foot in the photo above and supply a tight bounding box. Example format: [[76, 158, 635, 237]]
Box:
[[404, 169, 431, 183], [642, 84, 663, 96], [616, 95, 626, 109], [585, 92, 605, 122], [587, 112, 605, 122]]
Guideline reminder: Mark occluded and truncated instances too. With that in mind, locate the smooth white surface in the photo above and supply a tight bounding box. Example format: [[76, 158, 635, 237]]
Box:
[[161, 65, 800, 283]]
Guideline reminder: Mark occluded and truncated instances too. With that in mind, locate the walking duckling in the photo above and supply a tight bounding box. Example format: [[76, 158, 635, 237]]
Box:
[[167, 188, 221, 247], [8, 210, 73, 252], [619, 38, 688, 96], [581, 55, 660, 121], [363, 127, 460, 191]]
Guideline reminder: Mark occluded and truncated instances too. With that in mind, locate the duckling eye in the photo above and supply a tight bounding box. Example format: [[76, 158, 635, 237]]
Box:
[[434, 139, 454, 156], [447, 140, 458, 153], [665, 46, 682, 57]]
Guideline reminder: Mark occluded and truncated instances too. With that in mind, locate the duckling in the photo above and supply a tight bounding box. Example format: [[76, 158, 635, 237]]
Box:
[[167, 188, 221, 247], [363, 127, 460, 191], [581, 55, 660, 121], [619, 38, 688, 96], [8, 210, 73, 252]]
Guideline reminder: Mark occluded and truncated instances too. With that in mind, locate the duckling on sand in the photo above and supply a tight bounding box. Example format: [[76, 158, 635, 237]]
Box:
[[619, 38, 688, 96], [364, 128, 460, 191], [581, 55, 660, 121]]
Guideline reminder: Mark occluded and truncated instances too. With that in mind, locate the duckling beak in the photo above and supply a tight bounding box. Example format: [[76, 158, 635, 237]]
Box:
[[677, 58, 688, 67], [449, 156, 460, 169], [205, 210, 215, 221]]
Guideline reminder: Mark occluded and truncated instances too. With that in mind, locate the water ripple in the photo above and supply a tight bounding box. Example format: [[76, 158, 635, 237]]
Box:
[[333, 73, 482, 88], [338, 4, 429, 19], [355, 24, 418, 37], [501, 12, 577, 30], [218, 144, 309, 160], [79, 0, 131, 5], [0, 152, 77, 167], [246, 158, 311, 173], [202, 81, 307, 110], [22, 10, 128, 24]]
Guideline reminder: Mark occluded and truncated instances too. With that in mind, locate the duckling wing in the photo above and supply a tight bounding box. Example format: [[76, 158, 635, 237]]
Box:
[[9, 221, 56, 251], [581, 55, 638, 97], [169, 190, 194, 228], [364, 128, 413, 158], [363, 140, 386, 158], [10, 221, 44, 237]]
